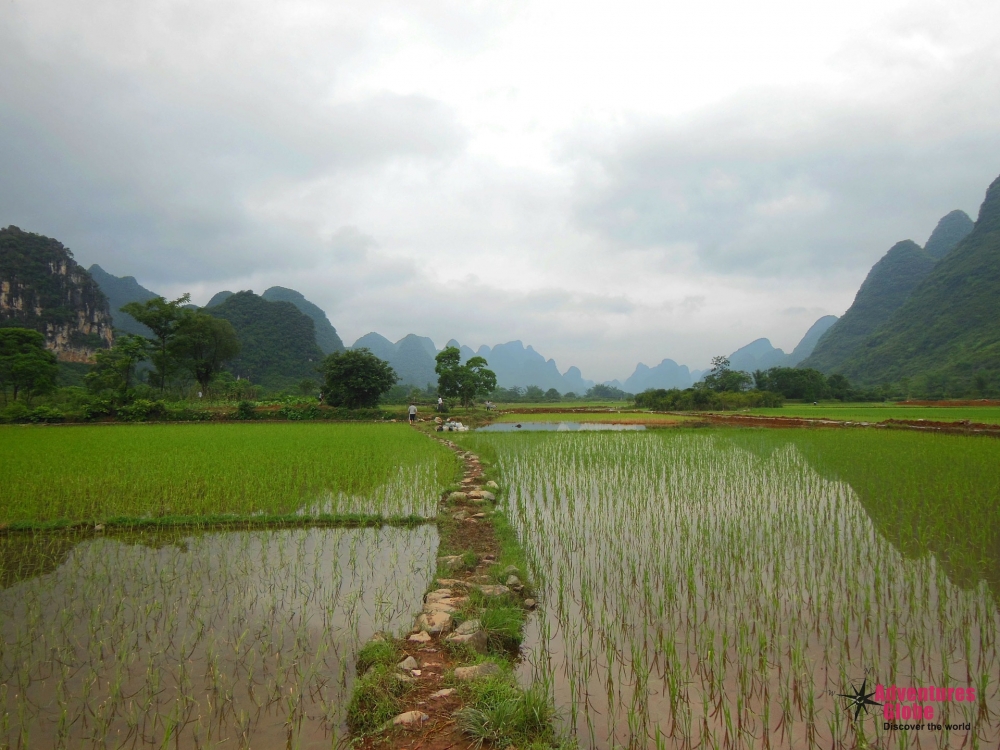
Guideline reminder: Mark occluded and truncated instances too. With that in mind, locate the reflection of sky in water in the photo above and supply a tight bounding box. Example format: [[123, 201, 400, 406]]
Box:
[[495, 432, 998, 750], [478, 421, 645, 432], [0, 525, 437, 749]]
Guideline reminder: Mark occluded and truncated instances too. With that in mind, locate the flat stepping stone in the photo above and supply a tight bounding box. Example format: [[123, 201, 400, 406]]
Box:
[[398, 655, 419, 671], [429, 688, 456, 700], [408, 631, 431, 643], [446, 629, 488, 653], [415, 611, 453, 634]]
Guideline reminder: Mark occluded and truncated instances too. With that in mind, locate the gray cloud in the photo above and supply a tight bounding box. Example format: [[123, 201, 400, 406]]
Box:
[[0, 5, 464, 284], [569, 82, 1000, 279]]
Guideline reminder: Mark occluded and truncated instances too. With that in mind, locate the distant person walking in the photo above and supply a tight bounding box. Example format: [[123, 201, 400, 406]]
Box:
[[408, 403, 417, 423], [437, 396, 444, 412]]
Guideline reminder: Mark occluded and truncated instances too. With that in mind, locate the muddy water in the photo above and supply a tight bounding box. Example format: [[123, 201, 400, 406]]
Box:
[[478, 422, 646, 432], [0, 525, 437, 749], [499, 432, 1000, 749]]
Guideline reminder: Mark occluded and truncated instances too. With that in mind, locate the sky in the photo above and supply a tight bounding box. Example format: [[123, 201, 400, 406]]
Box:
[[2, 0, 999, 381]]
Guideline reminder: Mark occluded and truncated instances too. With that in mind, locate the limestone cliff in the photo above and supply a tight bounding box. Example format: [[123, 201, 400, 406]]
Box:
[[0, 226, 114, 362]]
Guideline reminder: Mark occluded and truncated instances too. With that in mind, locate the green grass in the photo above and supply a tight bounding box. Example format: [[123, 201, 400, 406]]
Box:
[[736, 403, 1000, 424], [346, 663, 413, 734], [453, 664, 558, 750], [0, 422, 459, 525]]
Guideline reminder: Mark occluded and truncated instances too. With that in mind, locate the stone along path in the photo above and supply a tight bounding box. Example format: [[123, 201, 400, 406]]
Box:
[[354, 437, 536, 750]]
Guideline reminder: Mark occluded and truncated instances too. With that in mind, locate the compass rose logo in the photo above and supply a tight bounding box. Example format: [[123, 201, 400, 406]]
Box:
[[838, 678, 882, 721]]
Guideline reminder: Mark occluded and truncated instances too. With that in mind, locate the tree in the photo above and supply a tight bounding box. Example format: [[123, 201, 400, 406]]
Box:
[[0, 328, 58, 404], [171, 313, 241, 393], [585, 383, 631, 401], [703, 355, 752, 393], [85, 334, 150, 403], [120, 294, 191, 392], [435, 347, 497, 407], [544, 388, 561, 401], [524, 385, 545, 402], [321, 348, 397, 408]]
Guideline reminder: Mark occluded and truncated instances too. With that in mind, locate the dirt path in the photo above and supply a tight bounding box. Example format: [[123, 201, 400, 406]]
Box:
[[357, 436, 512, 750]]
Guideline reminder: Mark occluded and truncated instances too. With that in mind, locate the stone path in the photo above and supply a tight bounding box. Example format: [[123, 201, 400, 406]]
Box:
[[354, 437, 533, 750]]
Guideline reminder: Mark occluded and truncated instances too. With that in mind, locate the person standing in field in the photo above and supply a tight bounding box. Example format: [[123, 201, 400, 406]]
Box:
[[408, 403, 417, 423], [437, 396, 444, 412]]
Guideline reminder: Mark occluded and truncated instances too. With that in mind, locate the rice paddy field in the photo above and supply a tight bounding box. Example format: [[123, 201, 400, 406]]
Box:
[[1, 525, 437, 748], [455, 429, 1000, 749], [4, 419, 1000, 749], [736, 404, 1000, 425], [0, 423, 459, 525], [0, 423, 457, 748]]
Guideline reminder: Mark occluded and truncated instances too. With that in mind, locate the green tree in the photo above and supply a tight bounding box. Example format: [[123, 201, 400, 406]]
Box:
[[120, 294, 191, 392], [435, 347, 497, 407], [171, 313, 241, 393], [544, 387, 561, 402], [585, 383, 631, 400], [524, 385, 545, 402], [703, 355, 752, 393], [85, 334, 150, 403], [0, 328, 58, 404], [321, 348, 398, 408]]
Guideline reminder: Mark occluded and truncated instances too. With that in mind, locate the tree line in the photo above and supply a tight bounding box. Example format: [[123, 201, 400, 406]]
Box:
[[635, 356, 883, 411]]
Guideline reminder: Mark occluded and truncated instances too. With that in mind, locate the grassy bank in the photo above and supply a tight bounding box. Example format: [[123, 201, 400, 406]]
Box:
[[736, 402, 1000, 424]]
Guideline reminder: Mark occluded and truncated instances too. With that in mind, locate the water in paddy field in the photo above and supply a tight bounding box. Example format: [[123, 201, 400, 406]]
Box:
[[0, 525, 437, 749], [478, 422, 646, 432], [498, 432, 999, 750]]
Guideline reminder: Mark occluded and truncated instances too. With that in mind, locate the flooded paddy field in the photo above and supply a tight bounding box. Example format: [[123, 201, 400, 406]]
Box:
[[457, 429, 1000, 749], [0, 422, 458, 748], [0, 524, 437, 748]]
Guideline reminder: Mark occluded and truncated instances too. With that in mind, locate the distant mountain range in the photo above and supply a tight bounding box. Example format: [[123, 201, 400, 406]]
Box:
[[349, 334, 595, 393], [611, 314, 839, 392], [9, 168, 998, 398]]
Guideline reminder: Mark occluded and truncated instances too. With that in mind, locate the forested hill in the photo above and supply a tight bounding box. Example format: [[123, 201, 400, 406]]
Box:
[[260, 286, 344, 354], [838, 173, 1000, 390], [0, 226, 113, 361], [800, 240, 937, 373], [88, 264, 159, 337], [206, 291, 325, 389], [924, 210, 974, 259]]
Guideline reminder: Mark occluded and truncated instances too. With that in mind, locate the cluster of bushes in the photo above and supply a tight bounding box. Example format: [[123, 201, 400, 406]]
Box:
[[634, 364, 894, 412]]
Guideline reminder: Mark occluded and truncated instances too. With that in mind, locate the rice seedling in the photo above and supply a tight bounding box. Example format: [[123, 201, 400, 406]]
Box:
[[0, 524, 437, 747], [0, 422, 458, 524], [457, 429, 1000, 749]]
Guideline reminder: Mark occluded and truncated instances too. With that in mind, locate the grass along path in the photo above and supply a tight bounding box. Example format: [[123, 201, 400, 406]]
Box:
[[347, 433, 564, 750]]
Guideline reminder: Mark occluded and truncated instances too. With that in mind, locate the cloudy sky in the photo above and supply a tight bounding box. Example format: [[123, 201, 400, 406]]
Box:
[[2, 0, 999, 380]]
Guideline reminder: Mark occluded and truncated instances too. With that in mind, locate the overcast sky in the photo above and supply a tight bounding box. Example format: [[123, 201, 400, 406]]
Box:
[[2, 0, 999, 380]]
